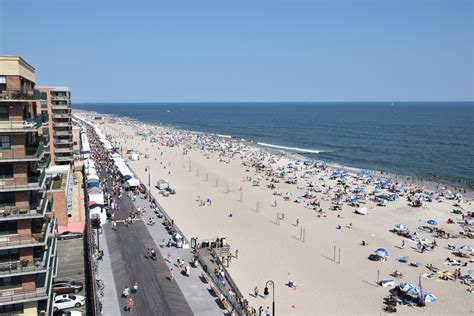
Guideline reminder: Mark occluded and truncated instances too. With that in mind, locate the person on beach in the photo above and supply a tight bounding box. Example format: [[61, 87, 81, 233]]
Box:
[[254, 286, 259, 297], [169, 268, 175, 281], [402, 240, 405, 248]]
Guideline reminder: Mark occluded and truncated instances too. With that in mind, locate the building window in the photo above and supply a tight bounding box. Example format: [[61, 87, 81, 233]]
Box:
[[0, 276, 22, 290], [0, 76, 6, 92], [0, 221, 17, 236], [0, 136, 11, 150], [0, 106, 8, 121], [0, 303, 23, 314], [0, 192, 15, 207], [0, 248, 19, 263], [0, 164, 13, 179]]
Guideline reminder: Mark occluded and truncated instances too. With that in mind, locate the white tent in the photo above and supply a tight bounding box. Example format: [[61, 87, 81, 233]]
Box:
[[127, 178, 140, 187], [89, 207, 108, 224], [88, 193, 104, 205]]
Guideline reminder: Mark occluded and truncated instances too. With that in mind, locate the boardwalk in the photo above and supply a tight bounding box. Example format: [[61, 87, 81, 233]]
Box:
[[101, 169, 193, 315]]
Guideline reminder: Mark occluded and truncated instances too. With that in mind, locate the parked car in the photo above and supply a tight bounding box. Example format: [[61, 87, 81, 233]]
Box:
[[57, 231, 83, 240], [53, 280, 84, 294], [53, 295, 85, 311], [53, 311, 82, 316]]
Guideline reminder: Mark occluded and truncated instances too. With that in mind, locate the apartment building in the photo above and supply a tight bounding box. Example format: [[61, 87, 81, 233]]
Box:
[[0, 56, 57, 315], [36, 87, 73, 166]]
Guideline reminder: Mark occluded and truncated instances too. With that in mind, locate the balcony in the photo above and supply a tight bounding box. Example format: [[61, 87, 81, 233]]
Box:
[[0, 168, 47, 192], [0, 236, 55, 279], [51, 95, 69, 101], [38, 156, 51, 170], [54, 156, 72, 162], [55, 147, 72, 153], [52, 113, 70, 119], [0, 219, 55, 251], [51, 104, 70, 110], [0, 194, 53, 222], [53, 138, 72, 145], [0, 115, 46, 133], [53, 130, 71, 137], [0, 144, 45, 162], [52, 121, 70, 128], [0, 90, 37, 102]]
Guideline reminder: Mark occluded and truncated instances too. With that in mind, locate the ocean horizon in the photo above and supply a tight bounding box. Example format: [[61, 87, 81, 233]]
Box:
[[75, 101, 474, 187]]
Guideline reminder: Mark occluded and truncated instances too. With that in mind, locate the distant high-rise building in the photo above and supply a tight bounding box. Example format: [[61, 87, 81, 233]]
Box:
[[36, 87, 73, 166], [0, 56, 57, 315]]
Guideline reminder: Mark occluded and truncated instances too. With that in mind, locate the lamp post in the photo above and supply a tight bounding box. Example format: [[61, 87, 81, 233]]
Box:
[[264, 280, 275, 316], [145, 165, 151, 190]]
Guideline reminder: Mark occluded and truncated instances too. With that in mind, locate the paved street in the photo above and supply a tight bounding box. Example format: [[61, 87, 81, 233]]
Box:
[[56, 238, 87, 314]]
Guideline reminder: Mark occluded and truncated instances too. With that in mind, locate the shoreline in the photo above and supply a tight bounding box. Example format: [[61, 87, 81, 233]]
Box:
[[80, 110, 473, 196]]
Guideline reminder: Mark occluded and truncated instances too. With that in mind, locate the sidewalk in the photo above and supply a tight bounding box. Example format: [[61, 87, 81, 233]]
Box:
[[96, 230, 121, 316]]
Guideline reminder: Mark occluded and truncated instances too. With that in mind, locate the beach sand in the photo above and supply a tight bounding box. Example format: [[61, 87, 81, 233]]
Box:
[[77, 111, 473, 315]]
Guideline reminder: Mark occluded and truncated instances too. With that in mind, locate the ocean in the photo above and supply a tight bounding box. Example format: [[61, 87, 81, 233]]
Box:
[[75, 102, 474, 187]]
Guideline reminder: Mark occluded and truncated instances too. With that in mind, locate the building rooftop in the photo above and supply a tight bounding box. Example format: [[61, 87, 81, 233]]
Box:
[[0, 55, 36, 82]]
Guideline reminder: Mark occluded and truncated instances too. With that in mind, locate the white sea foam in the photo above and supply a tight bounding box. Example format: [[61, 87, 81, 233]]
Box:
[[257, 142, 329, 154]]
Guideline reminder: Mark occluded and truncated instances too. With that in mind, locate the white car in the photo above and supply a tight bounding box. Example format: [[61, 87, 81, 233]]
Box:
[[53, 294, 85, 311]]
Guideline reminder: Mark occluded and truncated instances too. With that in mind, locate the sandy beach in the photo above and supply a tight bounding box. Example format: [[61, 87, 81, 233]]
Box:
[[76, 110, 473, 315]]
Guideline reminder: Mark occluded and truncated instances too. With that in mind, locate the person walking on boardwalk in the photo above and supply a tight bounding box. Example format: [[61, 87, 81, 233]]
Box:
[[126, 298, 134, 312]]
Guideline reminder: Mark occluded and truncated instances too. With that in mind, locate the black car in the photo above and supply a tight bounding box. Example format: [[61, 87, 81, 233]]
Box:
[[57, 231, 83, 240], [53, 280, 84, 294]]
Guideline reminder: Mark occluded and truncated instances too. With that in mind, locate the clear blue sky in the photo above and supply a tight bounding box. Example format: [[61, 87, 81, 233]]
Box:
[[0, 0, 472, 102]]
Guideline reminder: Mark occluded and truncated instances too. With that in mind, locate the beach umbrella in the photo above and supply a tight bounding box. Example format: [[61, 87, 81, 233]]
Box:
[[423, 292, 437, 303], [427, 219, 437, 225], [399, 282, 415, 292], [406, 287, 421, 299], [355, 207, 368, 215], [394, 224, 407, 231], [459, 245, 473, 255], [375, 248, 389, 258]]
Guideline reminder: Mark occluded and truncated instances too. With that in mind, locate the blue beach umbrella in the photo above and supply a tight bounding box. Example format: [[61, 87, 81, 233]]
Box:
[[423, 292, 437, 303], [375, 248, 389, 258], [427, 219, 437, 225], [406, 287, 421, 299], [399, 282, 415, 292]]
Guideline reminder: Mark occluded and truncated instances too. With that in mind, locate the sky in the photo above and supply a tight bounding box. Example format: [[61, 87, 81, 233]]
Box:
[[0, 0, 472, 103]]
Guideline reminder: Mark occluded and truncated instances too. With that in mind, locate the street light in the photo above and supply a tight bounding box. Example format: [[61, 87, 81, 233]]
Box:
[[145, 166, 151, 200], [264, 280, 275, 316]]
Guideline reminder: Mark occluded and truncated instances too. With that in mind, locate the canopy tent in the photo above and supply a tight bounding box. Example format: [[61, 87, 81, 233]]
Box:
[[87, 187, 103, 195], [88, 193, 104, 205], [89, 207, 108, 224], [127, 178, 140, 187], [86, 174, 99, 181]]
